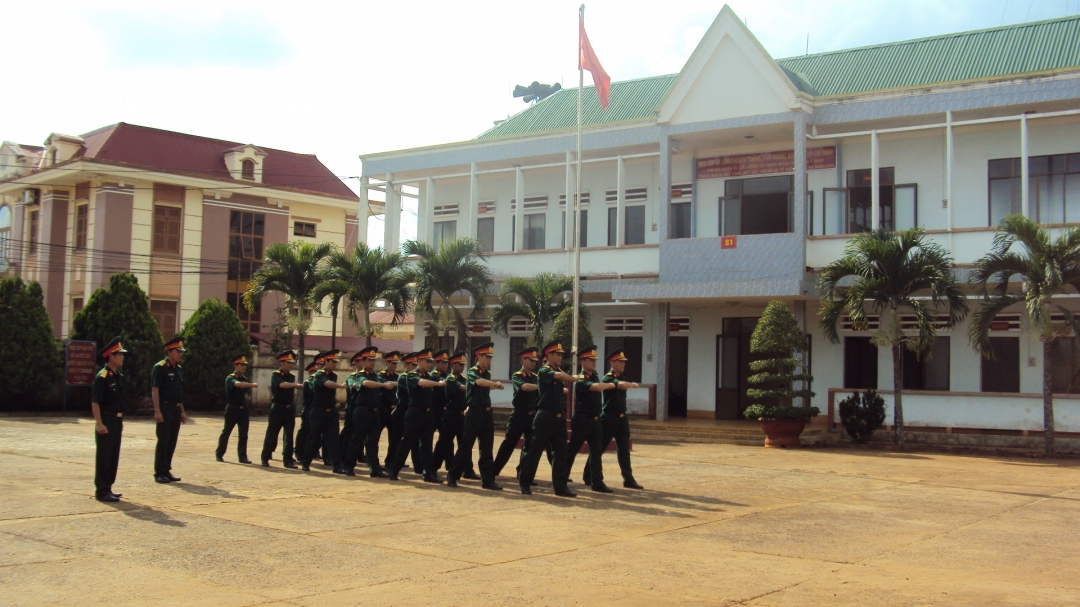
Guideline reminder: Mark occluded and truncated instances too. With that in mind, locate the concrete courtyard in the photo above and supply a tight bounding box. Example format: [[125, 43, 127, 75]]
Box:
[[0, 414, 1078, 606]]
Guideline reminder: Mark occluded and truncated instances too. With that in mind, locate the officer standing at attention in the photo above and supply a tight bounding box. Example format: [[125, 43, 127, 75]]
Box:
[[447, 342, 505, 490], [517, 341, 576, 497], [493, 347, 539, 480], [565, 346, 615, 493], [152, 335, 187, 484], [301, 350, 346, 472], [387, 348, 444, 483], [294, 358, 321, 462], [91, 338, 128, 502], [585, 349, 644, 490], [261, 350, 301, 468], [388, 352, 421, 473], [216, 354, 258, 463], [344, 347, 395, 477], [431, 352, 476, 477], [376, 351, 400, 467]]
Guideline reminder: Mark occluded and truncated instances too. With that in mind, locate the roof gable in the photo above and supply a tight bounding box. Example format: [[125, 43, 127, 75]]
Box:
[[657, 5, 800, 124]]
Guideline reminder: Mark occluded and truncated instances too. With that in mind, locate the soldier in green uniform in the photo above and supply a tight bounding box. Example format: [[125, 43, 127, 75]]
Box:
[[387, 352, 420, 473], [447, 342, 505, 490], [565, 346, 615, 493], [294, 358, 321, 462], [152, 335, 187, 484], [431, 352, 476, 476], [493, 347, 539, 481], [91, 338, 128, 502], [343, 347, 395, 477], [301, 350, 347, 472], [387, 349, 444, 482], [216, 354, 258, 463], [517, 341, 576, 497], [426, 350, 450, 465], [261, 350, 301, 468], [336, 350, 363, 473], [585, 349, 644, 489], [376, 351, 400, 467]]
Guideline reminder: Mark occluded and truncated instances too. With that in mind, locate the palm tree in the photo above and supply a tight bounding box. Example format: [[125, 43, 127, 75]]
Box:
[[490, 273, 580, 348], [969, 215, 1080, 454], [314, 243, 412, 348], [818, 228, 967, 445], [244, 241, 334, 381], [403, 237, 492, 353], [312, 274, 348, 350]]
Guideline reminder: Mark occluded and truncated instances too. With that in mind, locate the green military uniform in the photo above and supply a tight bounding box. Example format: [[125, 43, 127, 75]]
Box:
[[432, 365, 465, 472], [389, 353, 437, 479], [386, 354, 419, 472], [376, 365, 399, 467], [302, 353, 341, 469], [517, 342, 571, 493], [344, 348, 386, 476], [587, 365, 640, 487], [450, 348, 497, 486], [294, 369, 317, 460], [566, 366, 606, 488], [261, 361, 297, 467], [151, 353, 184, 479], [216, 363, 252, 462], [91, 338, 127, 500], [493, 366, 538, 477]]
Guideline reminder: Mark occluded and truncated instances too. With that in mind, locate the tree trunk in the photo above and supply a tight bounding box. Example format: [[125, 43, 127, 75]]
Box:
[[330, 301, 338, 350], [892, 342, 904, 446], [1043, 338, 1056, 454], [298, 330, 306, 383], [364, 307, 372, 348]]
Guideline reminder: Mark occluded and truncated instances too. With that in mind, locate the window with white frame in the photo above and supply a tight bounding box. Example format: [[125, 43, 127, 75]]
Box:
[[604, 317, 644, 333], [433, 220, 457, 249], [988, 154, 1080, 226]]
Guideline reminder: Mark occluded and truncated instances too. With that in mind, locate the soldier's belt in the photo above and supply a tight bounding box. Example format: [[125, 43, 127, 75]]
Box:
[[101, 411, 122, 418], [323, 408, 333, 412]]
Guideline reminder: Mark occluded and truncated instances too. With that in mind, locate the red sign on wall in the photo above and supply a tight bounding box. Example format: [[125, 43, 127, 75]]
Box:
[[721, 236, 738, 249], [65, 341, 98, 386], [697, 146, 836, 180]]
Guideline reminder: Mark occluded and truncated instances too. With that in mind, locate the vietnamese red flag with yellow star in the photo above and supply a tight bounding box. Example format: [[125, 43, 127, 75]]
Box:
[[579, 13, 610, 110]]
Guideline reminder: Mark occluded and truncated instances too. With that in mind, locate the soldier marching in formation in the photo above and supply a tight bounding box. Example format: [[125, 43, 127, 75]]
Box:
[[152, 336, 187, 484], [88, 340, 646, 500], [216, 354, 258, 463]]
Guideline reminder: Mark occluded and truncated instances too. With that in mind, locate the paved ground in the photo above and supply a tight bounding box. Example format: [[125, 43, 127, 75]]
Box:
[[1, 414, 1078, 606]]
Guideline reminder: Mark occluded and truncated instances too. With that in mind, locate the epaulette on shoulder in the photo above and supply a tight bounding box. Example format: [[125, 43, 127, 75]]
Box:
[[98, 368, 109, 378], [513, 371, 522, 376], [157, 360, 167, 367]]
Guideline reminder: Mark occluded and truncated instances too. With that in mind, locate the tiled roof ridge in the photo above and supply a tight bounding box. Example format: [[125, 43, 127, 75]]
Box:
[[85, 122, 321, 158]]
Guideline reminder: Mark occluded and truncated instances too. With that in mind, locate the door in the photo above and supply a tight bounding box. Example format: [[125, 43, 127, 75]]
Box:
[[715, 317, 764, 420], [604, 336, 643, 382], [667, 336, 688, 418]]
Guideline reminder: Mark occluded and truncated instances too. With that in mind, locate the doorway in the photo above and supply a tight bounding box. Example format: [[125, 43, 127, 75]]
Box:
[[667, 336, 688, 418], [715, 317, 765, 420]]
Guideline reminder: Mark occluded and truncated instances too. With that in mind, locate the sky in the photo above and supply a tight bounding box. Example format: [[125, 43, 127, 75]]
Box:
[[4, 0, 1079, 245]]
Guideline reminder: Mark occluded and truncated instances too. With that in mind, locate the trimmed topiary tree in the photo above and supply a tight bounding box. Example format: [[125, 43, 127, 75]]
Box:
[[180, 298, 253, 409], [0, 277, 62, 408], [744, 300, 819, 420], [549, 304, 593, 357], [838, 390, 886, 444], [71, 273, 164, 411]]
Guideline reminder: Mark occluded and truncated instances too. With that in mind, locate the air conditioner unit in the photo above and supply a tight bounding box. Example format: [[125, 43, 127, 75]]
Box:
[[23, 188, 41, 205]]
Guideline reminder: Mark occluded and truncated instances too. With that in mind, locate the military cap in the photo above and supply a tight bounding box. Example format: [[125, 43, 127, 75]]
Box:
[[164, 335, 186, 352], [577, 345, 598, 360], [231, 354, 248, 365], [415, 348, 434, 361], [607, 349, 628, 363], [541, 340, 565, 357], [472, 341, 495, 357], [352, 346, 378, 364], [305, 360, 319, 373], [98, 337, 128, 360], [402, 352, 418, 364], [276, 350, 296, 363], [317, 349, 340, 362], [449, 352, 467, 364], [382, 350, 401, 362], [433, 349, 450, 362], [518, 347, 539, 360]]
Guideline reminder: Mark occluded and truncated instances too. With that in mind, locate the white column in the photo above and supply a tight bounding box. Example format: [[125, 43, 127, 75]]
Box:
[[419, 177, 434, 244], [616, 156, 626, 246], [465, 162, 478, 239], [793, 113, 807, 235], [1021, 113, 1030, 219], [658, 133, 672, 241], [564, 151, 574, 253], [384, 172, 399, 252], [358, 176, 370, 245], [945, 111, 954, 231], [514, 166, 524, 251], [870, 130, 880, 229]]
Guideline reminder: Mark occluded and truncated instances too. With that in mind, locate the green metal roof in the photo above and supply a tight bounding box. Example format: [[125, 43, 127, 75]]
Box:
[[477, 15, 1080, 140]]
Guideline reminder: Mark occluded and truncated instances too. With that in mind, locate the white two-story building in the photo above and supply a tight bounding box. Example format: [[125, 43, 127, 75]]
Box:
[[361, 8, 1080, 439]]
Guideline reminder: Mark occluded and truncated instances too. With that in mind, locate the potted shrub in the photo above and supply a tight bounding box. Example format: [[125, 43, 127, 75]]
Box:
[[838, 390, 886, 444], [743, 301, 819, 447]]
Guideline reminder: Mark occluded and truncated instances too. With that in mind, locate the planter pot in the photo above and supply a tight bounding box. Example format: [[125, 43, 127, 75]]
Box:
[[759, 418, 806, 448]]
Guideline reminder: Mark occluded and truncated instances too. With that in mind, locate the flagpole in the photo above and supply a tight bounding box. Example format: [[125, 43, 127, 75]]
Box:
[[571, 3, 584, 380]]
